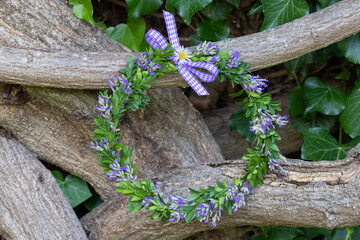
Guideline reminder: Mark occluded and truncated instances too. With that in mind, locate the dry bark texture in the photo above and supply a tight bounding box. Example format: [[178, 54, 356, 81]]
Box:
[[81, 144, 360, 240], [0, 0, 360, 239], [1, 0, 360, 89], [0, 136, 87, 240]]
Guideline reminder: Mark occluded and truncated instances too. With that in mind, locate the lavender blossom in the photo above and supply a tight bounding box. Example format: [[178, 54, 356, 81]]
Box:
[[106, 160, 137, 182], [225, 51, 240, 69], [249, 109, 288, 135], [195, 41, 219, 55], [135, 52, 162, 75], [206, 55, 221, 64], [242, 74, 269, 94], [268, 153, 287, 174]]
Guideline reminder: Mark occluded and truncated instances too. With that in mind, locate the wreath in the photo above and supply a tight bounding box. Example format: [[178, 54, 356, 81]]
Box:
[[88, 10, 288, 227]]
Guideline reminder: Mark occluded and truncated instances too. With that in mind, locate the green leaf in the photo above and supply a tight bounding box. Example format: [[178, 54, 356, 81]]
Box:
[[304, 77, 346, 116], [248, 2, 263, 15], [287, 86, 307, 116], [291, 114, 337, 133], [51, 172, 92, 208], [197, 20, 230, 41], [126, 0, 163, 22], [317, 0, 331, 8], [337, 33, 360, 64], [51, 170, 64, 185], [201, 0, 233, 20], [229, 108, 255, 144], [260, 0, 309, 31], [340, 88, 360, 138], [83, 192, 103, 211], [69, 0, 94, 25], [189, 31, 202, 46], [301, 128, 359, 161], [106, 17, 146, 52], [268, 226, 304, 240], [225, 0, 241, 8], [167, 0, 213, 25], [186, 209, 197, 223], [285, 46, 338, 81], [300, 227, 331, 239]]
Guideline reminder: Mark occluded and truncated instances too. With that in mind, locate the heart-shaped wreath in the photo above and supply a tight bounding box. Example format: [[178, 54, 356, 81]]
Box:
[[88, 10, 288, 227]]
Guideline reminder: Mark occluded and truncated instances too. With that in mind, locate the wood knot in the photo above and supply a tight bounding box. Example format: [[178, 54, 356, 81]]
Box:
[[0, 84, 29, 105]]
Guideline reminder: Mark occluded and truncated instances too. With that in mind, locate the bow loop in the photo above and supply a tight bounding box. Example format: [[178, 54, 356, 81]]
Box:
[[144, 10, 219, 96]]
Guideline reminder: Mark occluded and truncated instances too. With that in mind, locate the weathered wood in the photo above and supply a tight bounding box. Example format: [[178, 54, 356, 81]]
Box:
[[203, 103, 303, 159], [1, 0, 360, 89], [81, 144, 360, 240], [0, 85, 224, 200], [1, 0, 360, 239], [0, 136, 87, 240]]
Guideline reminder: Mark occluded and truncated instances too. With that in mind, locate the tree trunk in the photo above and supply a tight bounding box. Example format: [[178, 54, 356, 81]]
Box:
[[0, 136, 87, 240], [1, 0, 360, 239]]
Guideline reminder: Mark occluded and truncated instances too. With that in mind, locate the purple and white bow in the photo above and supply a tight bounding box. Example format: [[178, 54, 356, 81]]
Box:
[[145, 10, 219, 96]]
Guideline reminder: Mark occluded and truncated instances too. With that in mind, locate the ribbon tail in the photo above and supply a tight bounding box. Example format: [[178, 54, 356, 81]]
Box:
[[163, 10, 180, 50], [177, 65, 209, 96], [145, 29, 169, 51], [186, 62, 219, 82]]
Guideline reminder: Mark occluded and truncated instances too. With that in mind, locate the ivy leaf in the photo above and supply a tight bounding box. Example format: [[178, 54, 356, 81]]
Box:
[[229, 107, 255, 145], [167, 0, 213, 25], [83, 192, 103, 211], [51, 171, 92, 208], [285, 45, 339, 81], [300, 227, 331, 239], [340, 88, 360, 138], [268, 227, 305, 240], [69, 0, 94, 25], [304, 77, 346, 116], [317, 0, 330, 8], [225, 0, 241, 8], [301, 128, 359, 161], [290, 114, 337, 133], [126, 0, 163, 22], [201, 0, 233, 20], [287, 86, 307, 116], [106, 17, 145, 52], [337, 33, 360, 64], [260, 0, 309, 31], [189, 31, 202, 46], [248, 2, 263, 15], [197, 20, 230, 41]]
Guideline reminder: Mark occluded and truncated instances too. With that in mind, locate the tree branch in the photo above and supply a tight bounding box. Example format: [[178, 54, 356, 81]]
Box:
[[81, 144, 360, 240], [0, 0, 360, 89], [0, 136, 87, 239]]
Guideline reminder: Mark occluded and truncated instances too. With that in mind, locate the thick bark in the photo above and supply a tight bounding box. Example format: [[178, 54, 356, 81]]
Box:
[[0, 136, 87, 240], [203, 103, 303, 159], [1, 0, 360, 239], [81, 144, 360, 240], [0, 84, 223, 200], [0, 0, 360, 89]]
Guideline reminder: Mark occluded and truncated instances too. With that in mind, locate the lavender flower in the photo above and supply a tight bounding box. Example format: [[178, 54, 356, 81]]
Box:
[[268, 153, 287, 174], [195, 41, 219, 55], [249, 109, 288, 135], [135, 52, 162, 75], [106, 160, 137, 182], [225, 51, 240, 69], [206, 55, 221, 63], [242, 75, 269, 94]]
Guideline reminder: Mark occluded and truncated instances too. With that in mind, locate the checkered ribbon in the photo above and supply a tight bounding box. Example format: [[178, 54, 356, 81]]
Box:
[[145, 10, 219, 95]]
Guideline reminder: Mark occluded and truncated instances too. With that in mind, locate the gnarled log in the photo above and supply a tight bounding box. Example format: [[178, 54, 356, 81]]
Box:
[[81, 144, 360, 240], [0, 136, 87, 240], [0, 85, 224, 200], [0, 0, 360, 89], [1, 0, 360, 239]]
